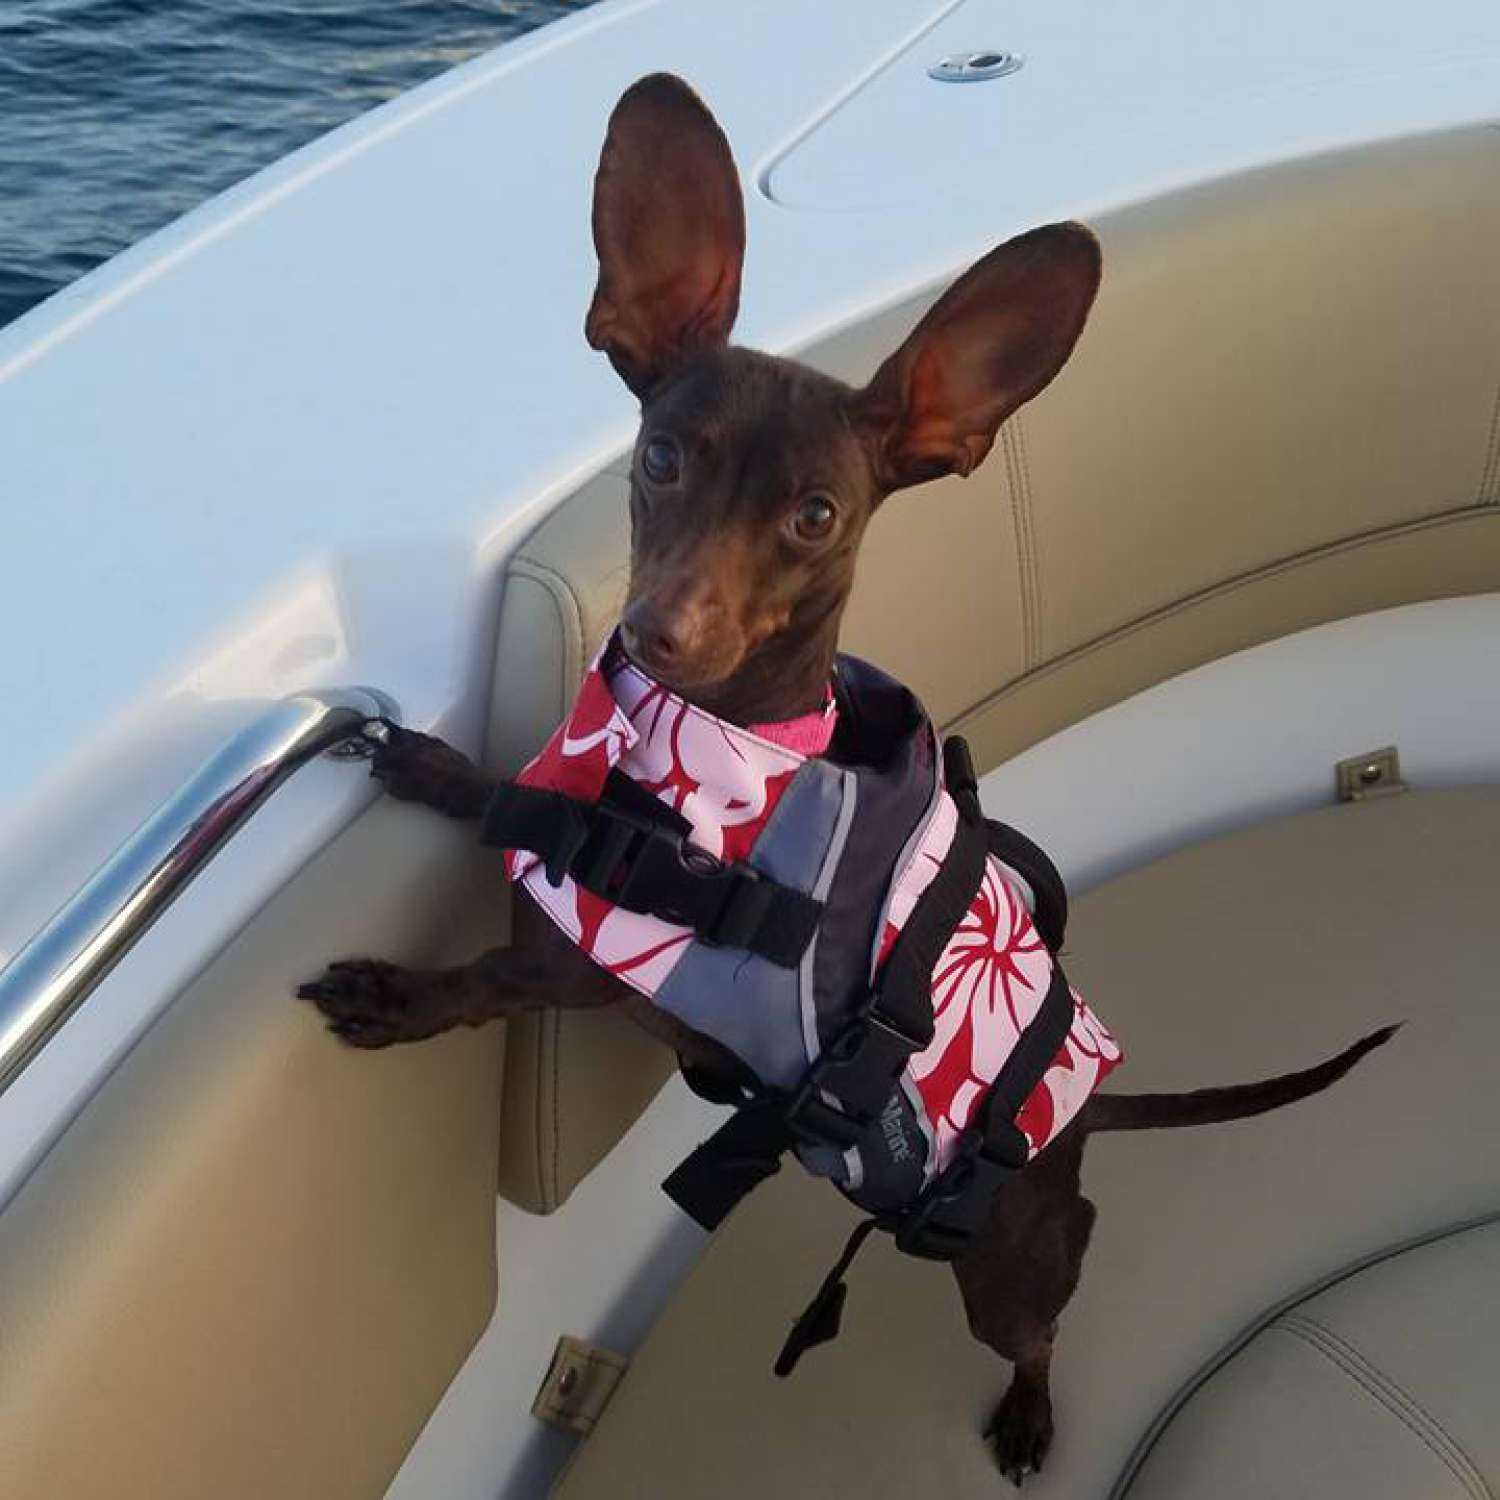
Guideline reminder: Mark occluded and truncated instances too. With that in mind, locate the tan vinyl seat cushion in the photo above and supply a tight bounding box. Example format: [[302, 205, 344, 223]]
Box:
[[1125, 1220, 1500, 1499], [488, 125, 1500, 1213], [550, 786, 1500, 1499]]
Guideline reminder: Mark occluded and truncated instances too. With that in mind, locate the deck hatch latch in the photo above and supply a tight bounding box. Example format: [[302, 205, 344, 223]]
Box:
[[532, 1335, 629, 1435], [1335, 745, 1407, 803]]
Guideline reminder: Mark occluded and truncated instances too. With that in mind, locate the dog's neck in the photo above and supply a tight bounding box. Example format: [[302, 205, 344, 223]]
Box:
[[681, 607, 844, 729], [746, 682, 838, 755]]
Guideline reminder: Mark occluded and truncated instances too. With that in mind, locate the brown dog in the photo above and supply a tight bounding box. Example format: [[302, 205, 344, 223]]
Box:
[[300, 73, 1395, 1485]]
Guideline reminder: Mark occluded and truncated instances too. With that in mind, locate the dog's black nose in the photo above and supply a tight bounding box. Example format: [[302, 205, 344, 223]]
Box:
[[621, 600, 683, 673]]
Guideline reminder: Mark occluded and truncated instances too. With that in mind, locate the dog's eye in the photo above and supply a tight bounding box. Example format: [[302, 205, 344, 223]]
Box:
[[791, 493, 838, 542], [641, 438, 680, 485]]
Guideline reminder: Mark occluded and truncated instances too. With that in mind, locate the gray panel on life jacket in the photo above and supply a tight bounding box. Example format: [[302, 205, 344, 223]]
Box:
[[813, 658, 937, 1055], [756, 757, 859, 1073], [781, 657, 945, 1198], [651, 760, 849, 1091]]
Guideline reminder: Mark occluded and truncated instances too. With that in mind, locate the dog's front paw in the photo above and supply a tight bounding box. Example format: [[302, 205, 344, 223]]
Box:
[[986, 1379, 1054, 1487], [369, 727, 488, 818], [296, 959, 454, 1048]]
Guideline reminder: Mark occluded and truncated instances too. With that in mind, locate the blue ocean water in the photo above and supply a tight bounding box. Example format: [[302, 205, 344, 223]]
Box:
[[0, 0, 593, 329]]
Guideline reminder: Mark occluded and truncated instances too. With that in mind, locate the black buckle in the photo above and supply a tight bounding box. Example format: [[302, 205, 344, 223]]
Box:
[[489, 778, 819, 966], [856, 995, 933, 1055], [781, 993, 932, 1150], [568, 802, 779, 953], [823, 998, 932, 1117], [783, 1079, 866, 1152], [893, 1132, 985, 1259], [894, 1214, 974, 1261], [701, 867, 775, 949], [569, 801, 677, 900], [892, 1118, 1030, 1260]]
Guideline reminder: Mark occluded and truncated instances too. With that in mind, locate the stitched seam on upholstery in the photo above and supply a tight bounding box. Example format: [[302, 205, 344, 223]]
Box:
[[525, 1005, 557, 1212], [509, 554, 589, 693], [1479, 376, 1500, 505], [1020, 423, 1042, 664], [525, 1009, 546, 1208], [1015, 414, 1044, 662], [1006, 422, 1031, 664], [546, 1006, 562, 1211], [1001, 422, 1040, 668], [505, 555, 586, 1212], [1283, 1316, 1490, 1495], [485, 564, 569, 772], [1277, 1322, 1482, 1495], [947, 503, 1497, 732], [1276, 1318, 1490, 1499], [1107, 1212, 1500, 1500], [999, 425, 1027, 663]]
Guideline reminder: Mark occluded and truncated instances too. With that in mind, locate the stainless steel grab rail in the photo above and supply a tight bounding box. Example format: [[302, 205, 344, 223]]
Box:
[[0, 688, 393, 1098]]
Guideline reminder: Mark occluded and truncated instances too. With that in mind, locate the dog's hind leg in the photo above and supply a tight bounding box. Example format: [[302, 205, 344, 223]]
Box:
[[951, 1123, 1095, 1486]]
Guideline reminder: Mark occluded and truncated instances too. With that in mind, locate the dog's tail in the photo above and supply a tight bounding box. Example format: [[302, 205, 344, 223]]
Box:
[[1080, 1024, 1399, 1134]]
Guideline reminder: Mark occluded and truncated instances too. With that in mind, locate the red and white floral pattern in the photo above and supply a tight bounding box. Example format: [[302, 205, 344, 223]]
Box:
[[876, 795, 1123, 1170], [506, 644, 807, 990], [503, 636, 1121, 1173], [905, 854, 1121, 1169]]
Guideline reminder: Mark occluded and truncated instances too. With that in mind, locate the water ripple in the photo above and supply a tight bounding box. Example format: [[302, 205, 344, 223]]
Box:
[[0, 0, 593, 328]]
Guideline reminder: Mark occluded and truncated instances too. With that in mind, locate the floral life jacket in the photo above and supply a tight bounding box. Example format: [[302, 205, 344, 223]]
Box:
[[480, 632, 1121, 1367]]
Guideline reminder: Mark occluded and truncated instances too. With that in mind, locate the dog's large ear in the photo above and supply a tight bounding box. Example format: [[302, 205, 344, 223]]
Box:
[[585, 74, 746, 399], [853, 223, 1101, 492]]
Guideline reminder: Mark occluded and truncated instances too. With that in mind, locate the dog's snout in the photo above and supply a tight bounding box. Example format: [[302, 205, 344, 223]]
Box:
[[621, 599, 688, 673], [620, 592, 746, 690]]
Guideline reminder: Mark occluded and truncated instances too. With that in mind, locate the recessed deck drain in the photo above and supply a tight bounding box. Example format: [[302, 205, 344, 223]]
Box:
[[928, 50, 1024, 83]]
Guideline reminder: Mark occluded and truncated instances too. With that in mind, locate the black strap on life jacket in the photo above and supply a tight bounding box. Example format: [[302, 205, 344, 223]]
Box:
[[778, 738, 988, 1141], [479, 769, 823, 969], [888, 960, 1075, 1258], [769, 737, 1077, 1376], [986, 818, 1069, 954], [663, 736, 988, 1229], [771, 956, 1077, 1377], [492, 723, 1076, 1371], [665, 736, 1073, 1250]]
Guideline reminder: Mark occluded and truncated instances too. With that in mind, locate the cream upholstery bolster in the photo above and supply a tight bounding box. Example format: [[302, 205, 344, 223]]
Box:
[[488, 468, 680, 1214], [955, 505, 1500, 768], [821, 126, 1500, 729], [496, 1002, 680, 1214]]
